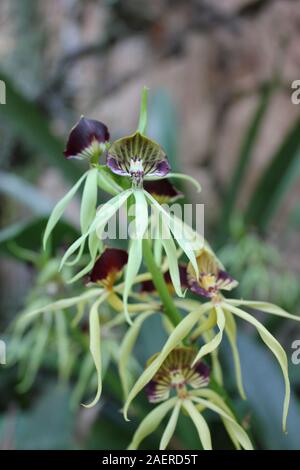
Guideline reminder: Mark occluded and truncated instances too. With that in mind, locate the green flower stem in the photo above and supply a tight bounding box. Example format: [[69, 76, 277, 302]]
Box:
[[142, 238, 182, 327]]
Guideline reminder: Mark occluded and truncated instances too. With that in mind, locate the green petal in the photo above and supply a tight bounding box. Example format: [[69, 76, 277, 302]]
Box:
[[18, 317, 51, 392], [83, 293, 108, 408], [55, 310, 70, 381], [123, 190, 149, 324], [145, 191, 200, 277], [145, 172, 201, 193], [123, 302, 212, 420], [66, 231, 101, 283], [60, 189, 132, 270], [193, 388, 241, 450], [226, 299, 300, 322], [80, 167, 98, 233], [224, 302, 290, 432], [119, 311, 157, 398], [71, 354, 94, 409], [43, 170, 88, 249], [137, 86, 149, 135], [192, 305, 225, 366], [159, 214, 183, 297], [128, 397, 177, 450], [224, 308, 246, 400], [19, 288, 102, 323], [97, 166, 123, 195], [182, 399, 212, 450], [191, 396, 253, 450], [159, 400, 181, 450]]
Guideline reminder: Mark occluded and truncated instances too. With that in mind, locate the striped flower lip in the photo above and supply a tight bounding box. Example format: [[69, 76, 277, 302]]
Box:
[[187, 248, 238, 299], [146, 348, 210, 403], [107, 131, 170, 187], [143, 179, 183, 204], [89, 248, 128, 289], [64, 116, 110, 160], [140, 265, 188, 295]]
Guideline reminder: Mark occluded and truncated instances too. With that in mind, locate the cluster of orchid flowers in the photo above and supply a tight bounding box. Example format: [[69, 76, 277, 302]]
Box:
[[16, 89, 300, 450]]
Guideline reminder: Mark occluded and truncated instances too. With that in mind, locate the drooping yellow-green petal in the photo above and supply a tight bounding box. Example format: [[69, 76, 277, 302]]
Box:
[[224, 308, 246, 400], [190, 309, 216, 341], [159, 214, 184, 297], [192, 305, 225, 366], [203, 330, 223, 385], [18, 316, 51, 392], [159, 400, 181, 450], [192, 388, 241, 450], [224, 302, 290, 432], [128, 398, 177, 450], [145, 172, 201, 193], [191, 396, 253, 450], [43, 170, 89, 249], [67, 231, 101, 284], [55, 310, 70, 381], [71, 354, 94, 409], [19, 288, 103, 323], [119, 311, 157, 398], [97, 167, 123, 195], [123, 189, 149, 325], [66, 168, 98, 268], [123, 302, 212, 420], [83, 293, 109, 408], [226, 299, 300, 322], [182, 399, 212, 450], [145, 191, 200, 277], [137, 86, 149, 135], [59, 189, 132, 270]]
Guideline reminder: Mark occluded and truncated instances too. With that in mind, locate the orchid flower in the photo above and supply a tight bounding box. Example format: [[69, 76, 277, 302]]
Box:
[[128, 347, 253, 450]]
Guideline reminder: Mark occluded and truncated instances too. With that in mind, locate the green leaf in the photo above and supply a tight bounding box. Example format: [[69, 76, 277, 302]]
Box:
[[0, 170, 53, 215], [182, 399, 212, 450], [0, 71, 80, 182], [219, 82, 274, 238], [245, 115, 300, 231], [0, 218, 78, 258], [128, 397, 177, 450]]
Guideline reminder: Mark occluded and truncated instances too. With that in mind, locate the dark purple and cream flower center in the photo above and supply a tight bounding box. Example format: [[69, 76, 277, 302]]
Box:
[[107, 132, 170, 187], [187, 249, 238, 299], [146, 348, 210, 403]]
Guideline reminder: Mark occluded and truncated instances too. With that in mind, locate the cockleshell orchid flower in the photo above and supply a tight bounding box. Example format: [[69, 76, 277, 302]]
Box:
[[128, 347, 253, 450]]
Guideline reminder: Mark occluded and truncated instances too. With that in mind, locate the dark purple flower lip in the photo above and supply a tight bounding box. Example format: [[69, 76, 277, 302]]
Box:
[[143, 179, 183, 204], [106, 131, 170, 186], [64, 116, 110, 160], [187, 249, 238, 299], [145, 347, 210, 403], [89, 247, 128, 289], [140, 265, 188, 294]]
